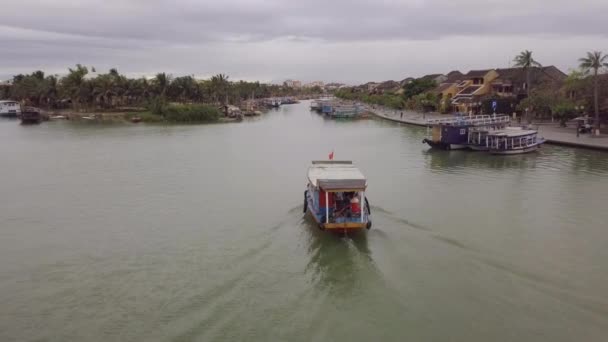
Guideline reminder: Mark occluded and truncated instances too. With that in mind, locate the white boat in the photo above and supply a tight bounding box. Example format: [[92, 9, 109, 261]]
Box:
[[304, 161, 372, 231], [487, 128, 545, 154], [0, 100, 21, 117], [330, 104, 362, 118]]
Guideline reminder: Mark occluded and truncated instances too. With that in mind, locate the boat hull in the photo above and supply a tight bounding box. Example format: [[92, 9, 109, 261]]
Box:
[[423, 139, 467, 150], [468, 145, 489, 151], [490, 145, 541, 154]]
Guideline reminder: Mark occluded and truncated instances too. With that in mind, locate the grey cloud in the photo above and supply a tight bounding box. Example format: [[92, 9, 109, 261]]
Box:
[[1, 0, 608, 83], [2, 0, 608, 44]]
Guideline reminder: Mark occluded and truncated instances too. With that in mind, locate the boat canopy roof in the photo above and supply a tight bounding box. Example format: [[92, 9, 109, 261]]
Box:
[[0, 100, 19, 104], [488, 129, 537, 138], [307, 161, 367, 190]]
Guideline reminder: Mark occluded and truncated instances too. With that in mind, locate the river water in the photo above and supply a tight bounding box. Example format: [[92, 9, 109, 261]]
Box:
[[1, 102, 607, 341]]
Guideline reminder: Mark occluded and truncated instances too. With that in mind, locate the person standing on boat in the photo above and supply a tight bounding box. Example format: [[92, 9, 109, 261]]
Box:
[[350, 194, 361, 215]]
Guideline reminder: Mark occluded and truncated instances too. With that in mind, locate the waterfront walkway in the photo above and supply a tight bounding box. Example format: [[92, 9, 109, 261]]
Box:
[[365, 104, 608, 151]]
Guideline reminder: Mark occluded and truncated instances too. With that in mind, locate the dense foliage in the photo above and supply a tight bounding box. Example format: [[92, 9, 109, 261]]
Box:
[[402, 79, 437, 99], [334, 79, 438, 111], [1, 65, 320, 111]]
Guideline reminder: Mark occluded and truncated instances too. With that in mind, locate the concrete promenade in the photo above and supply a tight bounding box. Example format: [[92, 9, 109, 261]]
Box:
[[364, 104, 608, 151]]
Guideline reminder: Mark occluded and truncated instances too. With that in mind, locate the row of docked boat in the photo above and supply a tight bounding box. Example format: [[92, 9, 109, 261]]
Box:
[[422, 114, 545, 154], [310, 99, 364, 119], [261, 97, 299, 108]]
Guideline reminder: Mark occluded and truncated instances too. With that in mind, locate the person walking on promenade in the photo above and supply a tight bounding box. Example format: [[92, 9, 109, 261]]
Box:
[[400, 111, 403, 119]]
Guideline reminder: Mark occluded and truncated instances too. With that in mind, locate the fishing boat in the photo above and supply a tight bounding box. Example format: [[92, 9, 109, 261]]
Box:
[[304, 161, 372, 231], [20, 107, 42, 124], [487, 128, 545, 154], [423, 114, 510, 150]]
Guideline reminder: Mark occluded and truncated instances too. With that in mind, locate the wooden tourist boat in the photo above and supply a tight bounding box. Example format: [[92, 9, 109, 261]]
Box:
[[423, 114, 510, 150], [304, 160, 372, 231], [487, 128, 545, 154]]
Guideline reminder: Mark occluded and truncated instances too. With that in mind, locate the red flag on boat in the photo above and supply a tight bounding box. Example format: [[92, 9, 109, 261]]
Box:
[[329, 151, 334, 160]]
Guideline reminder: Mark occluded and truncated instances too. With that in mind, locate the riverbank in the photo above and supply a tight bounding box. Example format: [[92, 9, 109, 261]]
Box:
[[365, 104, 608, 151]]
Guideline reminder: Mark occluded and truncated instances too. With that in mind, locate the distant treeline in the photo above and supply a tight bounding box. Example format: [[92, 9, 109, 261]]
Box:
[[0, 65, 324, 111]]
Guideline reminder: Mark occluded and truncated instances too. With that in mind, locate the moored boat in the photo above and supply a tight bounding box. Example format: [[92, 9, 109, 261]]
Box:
[[467, 130, 490, 151], [330, 104, 362, 118], [321, 102, 334, 115], [304, 160, 372, 231], [20, 107, 42, 124], [423, 114, 510, 150], [0, 100, 21, 117], [487, 128, 545, 154]]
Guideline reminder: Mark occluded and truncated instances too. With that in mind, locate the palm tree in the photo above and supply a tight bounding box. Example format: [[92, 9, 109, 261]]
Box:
[[514, 50, 542, 96], [579, 51, 608, 135], [42, 75, 59, 108], [154, 73, 171, 97], [514, 50, 542, 122], [210, 73, 230, 105], [57, 64, 89, 110]]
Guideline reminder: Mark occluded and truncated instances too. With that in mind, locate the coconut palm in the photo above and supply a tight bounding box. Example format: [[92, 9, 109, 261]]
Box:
[[514, 50, 542, 122], [579, 51, 608, 134], [514, 50, 542, 96], [169, 76, 198, 103], [210, 73, 230, 105], [154, 73, 171, 97], [60, 64, 89, 110], [42, 75, 59, 108]]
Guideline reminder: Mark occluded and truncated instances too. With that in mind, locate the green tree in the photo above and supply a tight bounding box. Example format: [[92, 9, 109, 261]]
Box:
[[60, 64, 89, 110], [411, 92, 438, 112], [513, 50, 542, 97], [579, 51, 608, 134], [153, 73, 171, 97], [513, 50, 542, 122], [402, 79, 437, 99], [210, 74, 230, 105]]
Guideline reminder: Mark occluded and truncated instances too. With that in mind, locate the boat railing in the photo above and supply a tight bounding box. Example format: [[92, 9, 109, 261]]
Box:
[[426, 115, 510, 127]]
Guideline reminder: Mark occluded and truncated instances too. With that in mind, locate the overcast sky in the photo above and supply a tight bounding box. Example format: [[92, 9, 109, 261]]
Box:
[[1, 0, 608, 84]]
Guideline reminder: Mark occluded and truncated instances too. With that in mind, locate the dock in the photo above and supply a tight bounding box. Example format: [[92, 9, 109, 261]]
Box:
[[365, 104, 608, 151]]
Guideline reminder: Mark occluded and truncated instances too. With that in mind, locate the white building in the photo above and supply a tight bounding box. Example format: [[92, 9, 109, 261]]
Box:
[[304, 81, 324, 88], [284, 79, 302, 88]]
